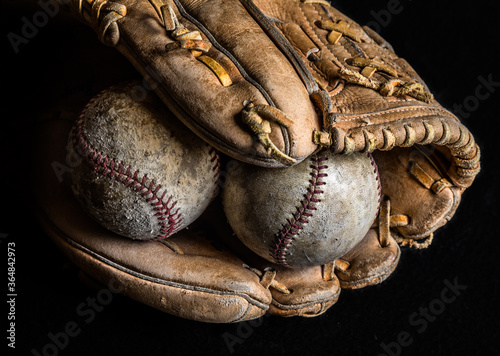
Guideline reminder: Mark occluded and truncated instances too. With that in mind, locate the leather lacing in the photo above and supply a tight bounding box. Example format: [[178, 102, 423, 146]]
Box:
[[150, 0, 240, 88], [76, 0, 126, 46], [153, 0, 298, 165], [332, 197, 406, 272], [313, 116, 480, 188], [333, 195, 429, 273], [376, 197, 433, 250], [334, 154, 450, 271], [244, 266, 292, 294], [75, 0, 476, 242], [158, 237, 295, 294], [76, 1, 480, 182], [241, 102, 297, 166], [311, 9, 434, 103], [306, 1, 480, 186]]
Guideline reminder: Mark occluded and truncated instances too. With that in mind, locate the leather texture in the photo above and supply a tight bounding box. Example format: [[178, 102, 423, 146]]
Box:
[[66, 0, 479, 186], [222, 150, 380, 267], [68, 82, 220, 240], [33, 116, 342, 322], [46, 0, 482, 322], [373, 147, 462, 243], [335, 229, 400, 289]]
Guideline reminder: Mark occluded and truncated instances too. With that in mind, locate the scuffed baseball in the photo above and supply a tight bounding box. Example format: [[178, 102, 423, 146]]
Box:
[[68, 82, 220, 240], [222, 150, 381, 267]]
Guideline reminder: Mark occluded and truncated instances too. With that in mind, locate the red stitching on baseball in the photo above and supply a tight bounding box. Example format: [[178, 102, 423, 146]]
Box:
[[208, 146, 221, 199], [368, 152, 382, 224], [271, 155, 328, 266], [208, 146, 221, 181], [71, 102, 183, 240]]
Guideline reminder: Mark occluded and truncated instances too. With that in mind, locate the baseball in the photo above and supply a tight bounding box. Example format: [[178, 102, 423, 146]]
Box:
[[68, 81, 220, 240], [222, 150, 381, 267]]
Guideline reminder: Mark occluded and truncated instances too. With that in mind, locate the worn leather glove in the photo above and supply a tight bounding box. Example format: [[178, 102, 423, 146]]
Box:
[[34, 107, 340, 323], [38, 0, 481, 322], [65, 0, 479, 175]]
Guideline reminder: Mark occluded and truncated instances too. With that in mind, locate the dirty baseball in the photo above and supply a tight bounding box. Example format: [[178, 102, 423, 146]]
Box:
[[223, 151, 381, 267], [68, 82, 220, 240]]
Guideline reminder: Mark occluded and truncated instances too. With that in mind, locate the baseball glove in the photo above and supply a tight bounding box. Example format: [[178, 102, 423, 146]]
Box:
[[35, 0, 481, 322], [34, 89, 340, 323]]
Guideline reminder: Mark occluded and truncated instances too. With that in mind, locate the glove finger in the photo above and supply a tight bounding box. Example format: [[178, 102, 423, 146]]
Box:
[[267, 266, 340, 318], [258, 0, 480, 188], [204, 203, 341, 318], [33, 116, 272, 323], [373, 146, 462, 246], [335, 229, 400, 290], [66, 0, 320, 167]]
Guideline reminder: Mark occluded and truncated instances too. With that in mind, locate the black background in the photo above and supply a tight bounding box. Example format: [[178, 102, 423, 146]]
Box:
[[1, 0, 499, 355]]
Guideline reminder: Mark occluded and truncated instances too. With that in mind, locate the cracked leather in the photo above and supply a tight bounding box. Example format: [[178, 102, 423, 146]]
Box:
[[67, 0, 479, 189], [53, 0, 482, 322]]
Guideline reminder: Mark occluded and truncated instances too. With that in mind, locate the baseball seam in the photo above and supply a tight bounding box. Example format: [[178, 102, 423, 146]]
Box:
[[209, 146, 222, 188], [71, 99, 183, 240], [271, 155, 328, 266], [368, 152, 383, 224]]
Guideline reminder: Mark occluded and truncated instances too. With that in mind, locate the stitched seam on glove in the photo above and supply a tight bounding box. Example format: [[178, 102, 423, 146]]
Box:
[[271, 297, 337, 310], [59, 235, 271, 312], [240, 0, 319, 95], [334, 106, 457, 123], [171, 0, 292, 156]]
